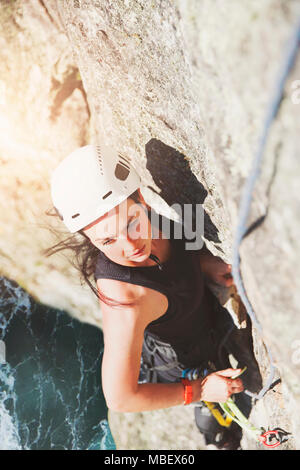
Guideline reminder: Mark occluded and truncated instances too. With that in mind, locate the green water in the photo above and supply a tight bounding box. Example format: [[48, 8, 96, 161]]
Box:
[[0, 276, 115, 450]]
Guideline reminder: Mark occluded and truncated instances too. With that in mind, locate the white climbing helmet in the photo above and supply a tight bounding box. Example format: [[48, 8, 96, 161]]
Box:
[[50, 144, 141, 233]]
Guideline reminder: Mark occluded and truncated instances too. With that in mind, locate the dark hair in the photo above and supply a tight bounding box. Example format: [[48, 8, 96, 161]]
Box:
[[43, 189, 145, 308]]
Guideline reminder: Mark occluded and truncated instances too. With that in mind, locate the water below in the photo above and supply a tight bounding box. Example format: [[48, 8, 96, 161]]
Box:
[[0, 276, 116, 450]]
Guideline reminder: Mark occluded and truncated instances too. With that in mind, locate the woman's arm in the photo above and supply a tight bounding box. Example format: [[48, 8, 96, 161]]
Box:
[[121, 368, 244, 412], [100, 282, 190, 412], [99, 280, 243, 413]]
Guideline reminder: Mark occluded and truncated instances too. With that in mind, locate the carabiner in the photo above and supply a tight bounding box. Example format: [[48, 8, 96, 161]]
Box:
[[259, 428, 290, 448]]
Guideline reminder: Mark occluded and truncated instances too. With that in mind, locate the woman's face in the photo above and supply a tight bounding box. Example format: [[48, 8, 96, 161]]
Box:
[[82, 191, 153, 267]]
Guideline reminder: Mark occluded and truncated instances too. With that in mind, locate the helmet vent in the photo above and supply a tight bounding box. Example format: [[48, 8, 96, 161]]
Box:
[[72, 213, 80, 219], [118, 153, 131, 164], [118, 157, 130, 170], [115, 162, 130, 181], [96, 146, 104, 175], [102, 191, 112, 200]]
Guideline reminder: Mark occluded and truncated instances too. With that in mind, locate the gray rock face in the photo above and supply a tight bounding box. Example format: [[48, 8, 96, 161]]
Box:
[[1, 0, 299, 449], [0, 0, 100, 325]]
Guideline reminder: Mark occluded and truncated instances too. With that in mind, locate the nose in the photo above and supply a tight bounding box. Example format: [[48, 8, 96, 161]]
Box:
[[122, 233, 143, 257]]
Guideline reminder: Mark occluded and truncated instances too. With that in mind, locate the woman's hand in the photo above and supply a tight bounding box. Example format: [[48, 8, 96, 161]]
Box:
[[194, 368, 244, 403], [199, 250, 233, 287]]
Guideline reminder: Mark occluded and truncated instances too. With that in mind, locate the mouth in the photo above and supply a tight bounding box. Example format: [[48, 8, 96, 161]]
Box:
[[129, 244, 146, 258]]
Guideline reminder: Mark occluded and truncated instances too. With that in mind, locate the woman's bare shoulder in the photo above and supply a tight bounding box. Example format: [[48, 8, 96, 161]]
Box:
[[97, 279, 150, 336], [96, 278, 147, 305], [96, 277, 169, 325]]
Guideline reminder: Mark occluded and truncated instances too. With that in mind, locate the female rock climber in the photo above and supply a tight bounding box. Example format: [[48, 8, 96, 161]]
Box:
[[48, 144, 259, 449]]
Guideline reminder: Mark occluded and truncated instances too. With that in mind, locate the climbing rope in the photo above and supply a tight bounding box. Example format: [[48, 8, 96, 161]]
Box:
[[232, 16, 300, 401]]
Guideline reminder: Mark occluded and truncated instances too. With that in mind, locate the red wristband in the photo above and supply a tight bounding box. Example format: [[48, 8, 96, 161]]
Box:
[[181, 378, 193, 405]]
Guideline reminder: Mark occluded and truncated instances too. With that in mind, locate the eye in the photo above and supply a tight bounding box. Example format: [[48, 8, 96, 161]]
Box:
[[102, 217, 140, 246], [102, 239, 115, 246]]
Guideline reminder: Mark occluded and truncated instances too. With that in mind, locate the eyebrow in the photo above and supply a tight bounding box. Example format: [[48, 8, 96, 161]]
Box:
[[96, 215, 136, 241]]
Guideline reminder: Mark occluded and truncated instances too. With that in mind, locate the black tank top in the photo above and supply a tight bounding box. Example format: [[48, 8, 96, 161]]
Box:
[[94, 212, 217, 365]]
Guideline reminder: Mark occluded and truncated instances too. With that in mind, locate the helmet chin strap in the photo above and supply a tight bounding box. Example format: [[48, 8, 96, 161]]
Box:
[[149, 253, 163, 271]]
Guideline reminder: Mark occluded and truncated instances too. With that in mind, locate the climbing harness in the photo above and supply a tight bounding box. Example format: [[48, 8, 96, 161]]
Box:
[[141, 334, 291, 448], [181, 367, 202, 381], [182, 368, 231, 426], [204, 401, 232, 428], [232, 17, 300, 401]]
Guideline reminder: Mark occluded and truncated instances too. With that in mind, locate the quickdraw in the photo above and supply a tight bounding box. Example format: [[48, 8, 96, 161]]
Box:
[[183, 367, 292, 448], [219, 397, 291, 448], [259, 428, 291, 448], [204, 401, 232, 428], [218, 369, 291, 448]]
